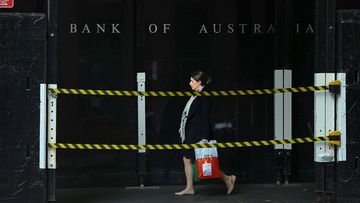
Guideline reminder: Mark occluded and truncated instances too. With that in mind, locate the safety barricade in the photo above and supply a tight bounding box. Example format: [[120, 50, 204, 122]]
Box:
[[49, 131, 340, 150], [48, 80, 340, 97], [44, 74, 343, 193]]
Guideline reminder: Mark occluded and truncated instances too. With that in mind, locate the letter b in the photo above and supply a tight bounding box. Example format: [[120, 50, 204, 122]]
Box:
[[70, 23, 77, 33]]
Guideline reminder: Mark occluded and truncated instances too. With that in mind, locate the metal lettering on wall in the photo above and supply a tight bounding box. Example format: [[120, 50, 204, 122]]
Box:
[[67, 23, 314, 35]]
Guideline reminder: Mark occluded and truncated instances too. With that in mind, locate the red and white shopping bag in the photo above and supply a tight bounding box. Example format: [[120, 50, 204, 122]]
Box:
[[194, 141, 221, 180]]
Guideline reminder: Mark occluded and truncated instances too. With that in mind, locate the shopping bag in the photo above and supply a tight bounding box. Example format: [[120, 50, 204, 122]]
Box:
[[192, 163, 199, 182], [194, 140, 221, 180]]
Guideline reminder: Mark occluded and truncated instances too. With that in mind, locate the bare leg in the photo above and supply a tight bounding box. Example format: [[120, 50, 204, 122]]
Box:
[[220, 171, 236, 195], [175, 156, 195, 195]]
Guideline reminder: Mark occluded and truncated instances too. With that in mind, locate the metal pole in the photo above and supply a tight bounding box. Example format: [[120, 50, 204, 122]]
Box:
[[47, 0, 57, 199], [137, 73, 146, 187], [314, 0, 336, 201], [274, 69, 292, 185], [39, 84, 47, 170], [47, 84, 57, 201]]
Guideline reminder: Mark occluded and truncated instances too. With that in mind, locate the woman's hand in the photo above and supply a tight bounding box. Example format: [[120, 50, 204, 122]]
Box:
[[201, 139, 209, 144]]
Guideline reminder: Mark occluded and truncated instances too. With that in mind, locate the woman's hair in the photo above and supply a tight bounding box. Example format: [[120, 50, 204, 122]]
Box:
[[191, 70, 212, 86]]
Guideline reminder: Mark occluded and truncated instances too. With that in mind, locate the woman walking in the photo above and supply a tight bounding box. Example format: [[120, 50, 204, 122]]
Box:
[[175, 70, 236, 196]]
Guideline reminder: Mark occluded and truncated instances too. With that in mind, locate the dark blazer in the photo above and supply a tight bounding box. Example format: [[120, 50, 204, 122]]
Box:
[[184, 96, 212, 143]]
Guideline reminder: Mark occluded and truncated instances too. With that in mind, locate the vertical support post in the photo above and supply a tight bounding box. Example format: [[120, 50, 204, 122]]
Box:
[[39, 84, 47, 170], [47, 0, 57, 201], [47, 0, 57, 83], [283, 70, 292, 184], [314, 73, 336, 201], [336, 10, 360, 201], [314, 73, 336, 160], [314, 0, 336, 201], [47, 84, 57, 201], [137, 73, 146, 187], [274, 69, 292, 184], [336, 73, 346, 161]]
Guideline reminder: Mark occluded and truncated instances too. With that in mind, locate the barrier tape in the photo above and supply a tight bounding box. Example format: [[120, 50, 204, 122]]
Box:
[[48, 80, 340, 97], [48, 131, 340, 150], [48, 85, 327, 97]]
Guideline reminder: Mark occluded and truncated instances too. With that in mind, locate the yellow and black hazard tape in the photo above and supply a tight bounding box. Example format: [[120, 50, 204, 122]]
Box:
[[47, 80, 340, 96], [48, 131, 340, 150], [48, 85, 337, 97]]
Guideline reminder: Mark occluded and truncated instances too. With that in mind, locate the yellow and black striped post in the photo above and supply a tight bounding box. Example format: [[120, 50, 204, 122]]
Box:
[[49, 132, 340, 151], [47, 80, 340, 97]]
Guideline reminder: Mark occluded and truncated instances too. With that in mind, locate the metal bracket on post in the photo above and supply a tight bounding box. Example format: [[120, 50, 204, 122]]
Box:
[[47, 84, 57, 201], [137, 73, 146, 187], [329, 80, 341, 94]]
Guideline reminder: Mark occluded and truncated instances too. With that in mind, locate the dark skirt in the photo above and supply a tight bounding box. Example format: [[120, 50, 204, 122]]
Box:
[[180, 138, 196, 162], [181, 149, 195, 162]]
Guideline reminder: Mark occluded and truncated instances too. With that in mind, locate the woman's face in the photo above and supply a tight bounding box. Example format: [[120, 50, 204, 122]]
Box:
[[189, 77, 202, 91]]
